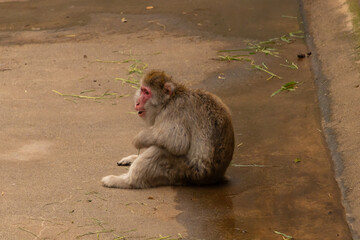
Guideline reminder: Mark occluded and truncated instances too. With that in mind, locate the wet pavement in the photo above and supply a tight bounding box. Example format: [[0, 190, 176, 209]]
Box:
[[0, 0, 353, 239]]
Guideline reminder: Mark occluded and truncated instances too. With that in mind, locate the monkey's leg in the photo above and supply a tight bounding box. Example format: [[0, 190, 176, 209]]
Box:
[[101, 173, 131, 188], [102, 146, 186, 188], [117, 154, 138, 166]]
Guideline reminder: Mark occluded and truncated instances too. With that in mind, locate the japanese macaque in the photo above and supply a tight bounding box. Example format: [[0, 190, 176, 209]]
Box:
[[101, 70, 234, 188]]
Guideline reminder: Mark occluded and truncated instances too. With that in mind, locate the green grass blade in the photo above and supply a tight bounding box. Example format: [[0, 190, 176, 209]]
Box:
[[274, 231, 293, 240]]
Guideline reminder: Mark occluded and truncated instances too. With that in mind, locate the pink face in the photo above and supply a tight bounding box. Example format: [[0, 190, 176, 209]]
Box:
[[135, 86, 152, 118]]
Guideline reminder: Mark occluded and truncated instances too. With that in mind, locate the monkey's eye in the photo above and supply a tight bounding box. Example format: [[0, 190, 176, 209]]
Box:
[[141, 87, 150, 96]]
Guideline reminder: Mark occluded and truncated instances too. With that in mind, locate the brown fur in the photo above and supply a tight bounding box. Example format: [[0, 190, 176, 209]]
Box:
[[102, 70, 235, 188]]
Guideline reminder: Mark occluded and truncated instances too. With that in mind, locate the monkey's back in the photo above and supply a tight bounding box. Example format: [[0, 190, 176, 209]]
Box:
[[181, 89, 235, 183]]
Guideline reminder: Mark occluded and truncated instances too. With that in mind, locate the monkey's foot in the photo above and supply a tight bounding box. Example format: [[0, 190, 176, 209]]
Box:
[[101, 174, 131, 188], [117, 154, 138, 166]]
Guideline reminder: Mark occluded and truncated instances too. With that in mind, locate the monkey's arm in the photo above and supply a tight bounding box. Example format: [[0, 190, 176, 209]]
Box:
[[133, 124, 190, 156], [133, 128, 155, 150]]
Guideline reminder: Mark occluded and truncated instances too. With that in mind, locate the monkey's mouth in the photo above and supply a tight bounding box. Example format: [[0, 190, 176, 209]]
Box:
[[138, 111, 145, 117]]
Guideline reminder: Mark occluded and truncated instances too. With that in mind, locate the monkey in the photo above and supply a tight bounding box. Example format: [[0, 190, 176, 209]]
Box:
[[101, 70, 235, 188]]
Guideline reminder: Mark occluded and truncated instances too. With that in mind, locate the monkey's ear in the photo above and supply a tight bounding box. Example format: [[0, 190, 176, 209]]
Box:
[[164, 82, 175, 96]]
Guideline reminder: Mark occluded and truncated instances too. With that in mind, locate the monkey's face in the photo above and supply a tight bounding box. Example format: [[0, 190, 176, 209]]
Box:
[[134, 76, 176, 125], [135, 86, 152, 118]]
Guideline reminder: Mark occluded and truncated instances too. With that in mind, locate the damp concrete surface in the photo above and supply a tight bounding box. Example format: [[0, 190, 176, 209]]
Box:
[[0, 0, 353, 239]]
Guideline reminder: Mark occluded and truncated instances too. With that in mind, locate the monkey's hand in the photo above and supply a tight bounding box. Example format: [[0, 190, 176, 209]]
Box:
[[117, 155, 138, 166]]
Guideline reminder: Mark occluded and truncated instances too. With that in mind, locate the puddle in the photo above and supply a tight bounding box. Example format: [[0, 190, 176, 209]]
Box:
[[0, 141, 52, 161]]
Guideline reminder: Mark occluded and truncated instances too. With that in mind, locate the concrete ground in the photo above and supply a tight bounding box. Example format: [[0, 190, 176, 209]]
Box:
[[0, 0, 356, 239]]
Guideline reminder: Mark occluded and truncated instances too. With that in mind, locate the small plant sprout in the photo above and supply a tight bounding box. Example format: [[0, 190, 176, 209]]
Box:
[[250, 60, 282, 80], [271, 81, 299, 97], [280, 60, 298, 69], [289, 30, 305, 38], [274, 230, 293, 240]]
